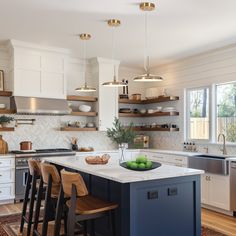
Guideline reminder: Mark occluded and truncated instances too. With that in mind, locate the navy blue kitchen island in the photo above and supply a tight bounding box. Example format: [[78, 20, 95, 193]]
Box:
[[44, 155, 203, 236]]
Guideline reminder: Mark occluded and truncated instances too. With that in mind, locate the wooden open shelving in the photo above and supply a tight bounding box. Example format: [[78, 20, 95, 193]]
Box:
[[67, 95, 97, 102], [130, 127, 179, 132], [60, 127, 97, 131], [119, 111, 179, 117], [0, 109, 16, 114], [119, 96, 179, 104], [0, 127, 15, 132], [70, 111, 97, 117], [0, 91, 13, 97]]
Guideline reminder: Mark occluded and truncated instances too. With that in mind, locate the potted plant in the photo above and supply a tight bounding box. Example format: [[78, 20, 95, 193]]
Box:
[[107, 118, 136, 162], [107, 117, 136, 146], [0, 115, 14, 128]]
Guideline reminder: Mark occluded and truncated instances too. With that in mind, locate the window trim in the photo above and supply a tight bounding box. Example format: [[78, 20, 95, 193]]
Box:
[[185, 86, 212, 143], [185, 81, 236, 145]]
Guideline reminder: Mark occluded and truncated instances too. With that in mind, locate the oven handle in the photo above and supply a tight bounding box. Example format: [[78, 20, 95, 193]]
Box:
[[16, 166, 29, 170]]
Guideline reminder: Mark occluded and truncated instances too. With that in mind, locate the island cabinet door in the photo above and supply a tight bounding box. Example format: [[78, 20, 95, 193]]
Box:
[[129, 175, 201, 236]]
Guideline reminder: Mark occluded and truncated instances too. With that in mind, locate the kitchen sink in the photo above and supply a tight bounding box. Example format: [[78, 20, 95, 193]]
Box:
[[189, 154, 229, 175]]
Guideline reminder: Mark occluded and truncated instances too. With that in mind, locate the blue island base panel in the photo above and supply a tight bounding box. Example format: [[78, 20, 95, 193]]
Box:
[[60, 166, 201, 236]]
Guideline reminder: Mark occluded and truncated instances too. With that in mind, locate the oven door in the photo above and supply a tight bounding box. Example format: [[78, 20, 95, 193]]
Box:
[[15, 167, 29, 201]]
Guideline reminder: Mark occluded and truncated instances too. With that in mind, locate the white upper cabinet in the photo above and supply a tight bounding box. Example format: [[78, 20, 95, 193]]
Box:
[[9, 40, 68, 99]]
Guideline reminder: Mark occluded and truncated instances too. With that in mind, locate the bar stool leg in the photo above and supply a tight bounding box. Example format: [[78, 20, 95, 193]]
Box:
[[26, 173, 37, 236], [54, 186, 64, 236], [41, 174, 53, 236], [109, 210, 116, 236], [67, 184, 77, 236], [19, 172, 32, 233], [83, 221, 87, 236], [91, 219, 95, 236], [33, 177, 44, 233]]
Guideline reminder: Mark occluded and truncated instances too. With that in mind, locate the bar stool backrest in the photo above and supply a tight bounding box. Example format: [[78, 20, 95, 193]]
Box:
[[61, 169, 88, 197], [28, 159, 41, 176], [41, 163, 61, 184]]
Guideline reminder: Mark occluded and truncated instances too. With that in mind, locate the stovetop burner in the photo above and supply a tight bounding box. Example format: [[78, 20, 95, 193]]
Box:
[[11, 148, 72, 154], [11, 148, 75, 158]]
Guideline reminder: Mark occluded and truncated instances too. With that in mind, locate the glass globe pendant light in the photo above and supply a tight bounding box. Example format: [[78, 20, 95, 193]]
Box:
[[102, 19, 127, 87], [133, 2, 163, 82], [75, 33, 96, 92]]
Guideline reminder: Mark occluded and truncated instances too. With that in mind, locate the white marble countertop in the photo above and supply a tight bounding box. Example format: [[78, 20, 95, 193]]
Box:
[[76, 149, 236, 158], [43, 155, 204, 183]]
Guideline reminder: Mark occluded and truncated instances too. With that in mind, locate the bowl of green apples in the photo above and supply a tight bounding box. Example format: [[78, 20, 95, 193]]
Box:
[[120, 155, 161, 171]]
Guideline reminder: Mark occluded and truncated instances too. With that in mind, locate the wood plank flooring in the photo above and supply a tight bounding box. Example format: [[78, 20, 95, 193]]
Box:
[[0, 202, 23, 216], [202, 208, 236, 236], [1, 204, 236, 235]]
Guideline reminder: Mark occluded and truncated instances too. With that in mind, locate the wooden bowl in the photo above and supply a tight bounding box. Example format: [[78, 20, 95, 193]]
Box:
[[85, 154, 110, 165]]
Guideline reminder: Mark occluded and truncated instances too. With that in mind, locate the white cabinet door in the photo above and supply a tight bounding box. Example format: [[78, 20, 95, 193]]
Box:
[[0, 183, 15, 201], [201, 174, 209, 205], [12, 44, 67, 99], [208, 174, 230, 210]]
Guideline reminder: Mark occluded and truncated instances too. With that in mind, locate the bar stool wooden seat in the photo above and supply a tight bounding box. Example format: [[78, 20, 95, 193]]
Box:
[[19, 159, 42, 236], [33, 163, 65, 236], [61, 169, 118, 236]]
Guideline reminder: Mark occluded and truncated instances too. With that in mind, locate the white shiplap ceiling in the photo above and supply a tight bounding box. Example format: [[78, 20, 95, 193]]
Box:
[[1, 0, 236, 68]]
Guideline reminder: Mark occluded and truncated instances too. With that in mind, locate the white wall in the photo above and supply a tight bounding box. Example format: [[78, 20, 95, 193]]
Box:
[[147, 44, 236, 154]]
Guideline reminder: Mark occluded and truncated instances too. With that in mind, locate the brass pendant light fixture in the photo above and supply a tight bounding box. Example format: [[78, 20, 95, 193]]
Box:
[[133, 2, 163, 82], [102, 19, 127, 87], [75, 33, 96, 92]]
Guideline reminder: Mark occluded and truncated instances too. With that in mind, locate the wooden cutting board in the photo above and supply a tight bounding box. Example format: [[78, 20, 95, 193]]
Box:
[[0, 135, 8, 154]]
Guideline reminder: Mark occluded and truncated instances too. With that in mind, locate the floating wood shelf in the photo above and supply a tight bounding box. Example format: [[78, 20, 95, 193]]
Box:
[[0, 127, 15, 132], [67, 95, 97, 102], [0, 91, 13, 97], [119, 96, 179, 104], [60, 127, 97, 131], [70, 111, 97, 117], [130, 127, 179, 132], [119, 111, 179, 117], [0, 109, 16, 114]]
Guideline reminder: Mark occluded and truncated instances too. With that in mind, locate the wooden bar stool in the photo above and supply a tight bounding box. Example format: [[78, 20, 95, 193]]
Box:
[[61, 169, 118, 236], [19, 159, 42, 236], [33, 163, 64, 236]]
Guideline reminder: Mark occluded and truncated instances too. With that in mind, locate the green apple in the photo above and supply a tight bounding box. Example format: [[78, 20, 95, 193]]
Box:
[[145, 161, 153, 169], [136, 156, 147, 164]]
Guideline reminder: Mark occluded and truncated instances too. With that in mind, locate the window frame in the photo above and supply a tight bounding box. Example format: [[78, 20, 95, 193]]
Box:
[[185, 86, 212, 143], [214, 81, 236, 144]]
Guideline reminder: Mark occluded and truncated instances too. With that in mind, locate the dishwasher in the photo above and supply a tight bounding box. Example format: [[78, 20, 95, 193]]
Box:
[[230, 161, 236, 212]]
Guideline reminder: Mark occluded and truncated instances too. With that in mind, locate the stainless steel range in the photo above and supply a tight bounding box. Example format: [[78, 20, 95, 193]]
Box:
[[13, 148, 75, 201]]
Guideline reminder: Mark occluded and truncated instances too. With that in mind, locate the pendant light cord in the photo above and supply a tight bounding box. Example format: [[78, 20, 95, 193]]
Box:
[[144, 12, 148, 72], [83, 39, 87, 86], [111, 26, 117, 82]]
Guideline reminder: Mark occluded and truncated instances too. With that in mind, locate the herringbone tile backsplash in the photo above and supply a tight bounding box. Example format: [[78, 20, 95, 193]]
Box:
[[2, 115, 116, 151]]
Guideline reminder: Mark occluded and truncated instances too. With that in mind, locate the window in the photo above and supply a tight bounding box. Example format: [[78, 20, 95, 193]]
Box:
[[186, 81, 236, 143], [217, 82, 236, 142], [187, 87, 210, 140]]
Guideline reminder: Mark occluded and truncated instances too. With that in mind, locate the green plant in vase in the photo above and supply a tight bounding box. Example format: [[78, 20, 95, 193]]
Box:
[[107, 117, 136, 163], [106, 117, 136, 145], [0, 115, 14, 127]]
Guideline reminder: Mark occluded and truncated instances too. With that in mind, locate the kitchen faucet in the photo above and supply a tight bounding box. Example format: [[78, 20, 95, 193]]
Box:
[[218, 133, 227, 155]]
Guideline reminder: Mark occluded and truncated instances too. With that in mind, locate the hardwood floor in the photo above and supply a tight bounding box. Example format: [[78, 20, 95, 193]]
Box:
[[202, 208, 236, 236], [1, 204, 236, 235], [0, 202, 23, 216]]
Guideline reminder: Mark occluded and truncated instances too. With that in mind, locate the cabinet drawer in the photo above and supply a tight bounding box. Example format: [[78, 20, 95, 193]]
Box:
[[0, 168, 15, 183], [0, 183, 14, 200], [0, 158, 15, 167]]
